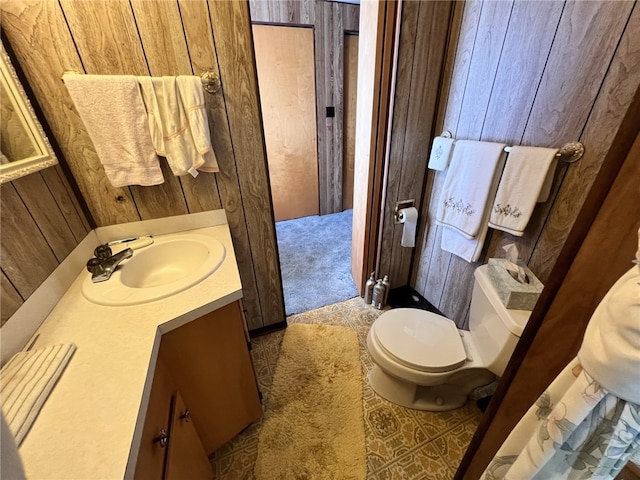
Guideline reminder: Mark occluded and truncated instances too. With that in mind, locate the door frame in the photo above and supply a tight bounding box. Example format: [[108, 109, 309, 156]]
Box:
[[351, 0, 399, 293]]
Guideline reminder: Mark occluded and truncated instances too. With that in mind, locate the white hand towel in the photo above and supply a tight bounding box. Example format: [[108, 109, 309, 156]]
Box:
[[437, 139, 506, 263], [138, 76, 202, 177], [488, 146, 558, 236], [176, 76, 219, 173], [63, 74, 164, 187], [0, 344, 76, 445], [138, 76, 218, 177], [436, 140, 506, 238], [428, 136, 455, 171]]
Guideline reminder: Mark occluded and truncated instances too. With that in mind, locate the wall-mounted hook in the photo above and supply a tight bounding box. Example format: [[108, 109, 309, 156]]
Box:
[[200, 71, 221, 94]]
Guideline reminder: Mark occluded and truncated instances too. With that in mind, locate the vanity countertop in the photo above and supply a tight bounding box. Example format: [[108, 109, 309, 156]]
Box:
[[18, 222, 242, 479]]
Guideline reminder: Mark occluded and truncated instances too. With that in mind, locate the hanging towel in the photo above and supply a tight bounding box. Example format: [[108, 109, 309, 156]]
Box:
[[436, 140, 506, 262], [436, 140, 506, 239], [63, 74, 164, 187], [537, 157, 558, 203], [428, 136, 455, 171], [488, 146, 558, 236], [176, 76, 219, 173], [0, 344, 76, 445], [138, 76, 217, 177]]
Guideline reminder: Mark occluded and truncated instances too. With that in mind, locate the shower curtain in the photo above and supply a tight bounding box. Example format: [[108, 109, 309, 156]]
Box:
[[482, 247, 640, 480]]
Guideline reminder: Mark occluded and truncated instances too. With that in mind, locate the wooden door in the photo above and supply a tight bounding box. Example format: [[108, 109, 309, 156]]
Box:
[[135, 356, 174, 479], [165, 392, 212, 480], [253, 25, 319, 222], [160, 301, 263, 454], [343, 33, 359, 211]]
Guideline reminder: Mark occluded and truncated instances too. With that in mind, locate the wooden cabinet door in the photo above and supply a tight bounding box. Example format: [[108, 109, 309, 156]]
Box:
[[165, 392, 212, 480], [160, 301, 263, 453], [134, 356, 174, 479]]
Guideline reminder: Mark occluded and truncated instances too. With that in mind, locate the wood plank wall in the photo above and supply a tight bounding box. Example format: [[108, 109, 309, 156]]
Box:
[[409, 0, 640, 328], [1, 164, 90, 324], [250, 0, 359, 216], [0, 0, 284, 330], [376, 0, 453, 288]]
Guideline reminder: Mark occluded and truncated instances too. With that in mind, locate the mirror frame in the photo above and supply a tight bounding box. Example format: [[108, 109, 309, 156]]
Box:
[[0, 42, 58, 184]]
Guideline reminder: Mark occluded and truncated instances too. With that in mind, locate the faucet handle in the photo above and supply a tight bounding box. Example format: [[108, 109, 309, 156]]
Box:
[[86, 257, 106, 275], [94, 244, 112, 260]]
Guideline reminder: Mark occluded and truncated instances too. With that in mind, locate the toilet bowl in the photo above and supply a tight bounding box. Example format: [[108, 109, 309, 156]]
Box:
[[366, 265, 531, 411]]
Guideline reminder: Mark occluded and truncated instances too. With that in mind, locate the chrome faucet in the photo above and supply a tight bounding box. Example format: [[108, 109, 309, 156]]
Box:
[[86, 244, 133, 283]]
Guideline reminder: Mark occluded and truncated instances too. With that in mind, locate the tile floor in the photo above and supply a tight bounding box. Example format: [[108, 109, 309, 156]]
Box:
[[210, 298, 482, 479]]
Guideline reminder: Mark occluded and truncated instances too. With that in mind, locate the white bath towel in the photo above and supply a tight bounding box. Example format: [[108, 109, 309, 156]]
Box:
[[63, 74, 164, 187], [0, 344, 76, 445], [428, 136, 455, 171], [138, 76, 218, 177], [176, 76, 219, 172], [436, 140, 506, 239], [437, 140, 506, 262], [489, 146, 558, 236]]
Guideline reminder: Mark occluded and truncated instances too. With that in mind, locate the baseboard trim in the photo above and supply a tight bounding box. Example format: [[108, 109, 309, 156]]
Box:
[[249, 321, 287, 338]]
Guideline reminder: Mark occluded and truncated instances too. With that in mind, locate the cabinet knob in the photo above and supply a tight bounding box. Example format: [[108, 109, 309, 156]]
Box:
[[153, 428, 168, 448], [180, 409, 191, 423]]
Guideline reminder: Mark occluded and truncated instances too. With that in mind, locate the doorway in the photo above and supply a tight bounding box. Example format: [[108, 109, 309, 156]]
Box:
[[252, 22, 360, 316]]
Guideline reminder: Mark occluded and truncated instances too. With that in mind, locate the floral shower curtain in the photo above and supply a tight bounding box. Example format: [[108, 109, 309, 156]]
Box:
[[482, 252, 640, 480]]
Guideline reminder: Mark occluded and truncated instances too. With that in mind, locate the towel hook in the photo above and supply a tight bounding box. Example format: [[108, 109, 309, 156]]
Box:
[[200, 71, 221, 94], [556, 141, 584, 164]]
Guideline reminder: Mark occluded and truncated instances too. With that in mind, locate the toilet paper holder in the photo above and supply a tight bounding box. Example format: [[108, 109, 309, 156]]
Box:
[[394, 199, 415, 224]]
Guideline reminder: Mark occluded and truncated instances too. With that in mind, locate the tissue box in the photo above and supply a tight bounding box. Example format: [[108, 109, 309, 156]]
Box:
[[487, 258, 544, 310]]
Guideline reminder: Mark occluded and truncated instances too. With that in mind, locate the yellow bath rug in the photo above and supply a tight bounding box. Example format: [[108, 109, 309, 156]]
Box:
[[254, 323, 366, 479]]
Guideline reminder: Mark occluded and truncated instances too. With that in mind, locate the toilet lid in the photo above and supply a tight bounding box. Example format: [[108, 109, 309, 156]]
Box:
[[374, 309, 468, 373]]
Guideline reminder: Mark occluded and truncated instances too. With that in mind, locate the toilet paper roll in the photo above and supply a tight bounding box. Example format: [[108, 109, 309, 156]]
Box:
[[398, 207, 418, 248]]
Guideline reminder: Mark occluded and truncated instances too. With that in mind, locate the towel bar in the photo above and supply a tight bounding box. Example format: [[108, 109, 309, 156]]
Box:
[[61, 70, 222, 95], [504, 141, 584, 163]]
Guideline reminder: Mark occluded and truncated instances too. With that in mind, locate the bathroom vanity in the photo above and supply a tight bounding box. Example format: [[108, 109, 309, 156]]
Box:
[[11, 212, 262, 479], [136, 301, 261, 479]]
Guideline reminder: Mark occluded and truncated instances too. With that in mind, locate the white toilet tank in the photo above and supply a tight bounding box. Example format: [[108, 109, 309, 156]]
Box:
[[469, 265, 532, 376]]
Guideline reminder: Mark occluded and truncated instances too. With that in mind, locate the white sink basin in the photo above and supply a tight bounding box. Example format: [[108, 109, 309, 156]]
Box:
[[82, 232, 226, 306]]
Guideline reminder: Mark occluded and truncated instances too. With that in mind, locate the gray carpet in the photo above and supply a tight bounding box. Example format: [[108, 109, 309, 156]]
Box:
[[276, 209, 359, 315]]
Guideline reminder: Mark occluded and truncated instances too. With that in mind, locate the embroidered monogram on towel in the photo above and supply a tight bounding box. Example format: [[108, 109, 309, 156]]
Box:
[[443, 197, 475, 217], [493, 203, 522, 218]]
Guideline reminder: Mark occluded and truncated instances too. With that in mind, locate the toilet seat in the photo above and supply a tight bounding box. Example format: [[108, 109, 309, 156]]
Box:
[[373, 309, 468, 373]]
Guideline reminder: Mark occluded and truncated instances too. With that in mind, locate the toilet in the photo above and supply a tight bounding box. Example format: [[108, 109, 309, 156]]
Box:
[[366, 264, 531, 411]]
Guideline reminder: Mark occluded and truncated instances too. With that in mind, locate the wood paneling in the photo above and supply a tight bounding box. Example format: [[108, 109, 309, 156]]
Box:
[[377, 0, 453, 289], [1, 272, 23, 326], [343, 33, 359, 211], [315, 1, 359, 215], [0, 0, 283, 330], [412, 0, 640, 328], [208, 0, 284, 327], [0, 183, 59, 299], [253, 25, 319, 221], [249, 0, 315, 25], [0, 166, 89, 318], [11, 173, 79, 261], [178, 0, 261, 326]]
